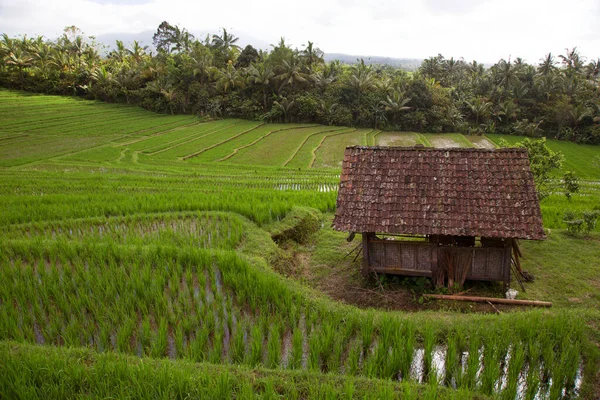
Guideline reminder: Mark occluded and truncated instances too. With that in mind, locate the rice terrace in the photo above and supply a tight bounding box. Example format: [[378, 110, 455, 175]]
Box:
[[1, 21, 600, 399], [0, 87, 599, 399]]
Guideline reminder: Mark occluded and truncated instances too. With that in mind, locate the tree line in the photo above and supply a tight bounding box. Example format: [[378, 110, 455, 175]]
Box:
[[1, 23, 599, 143]]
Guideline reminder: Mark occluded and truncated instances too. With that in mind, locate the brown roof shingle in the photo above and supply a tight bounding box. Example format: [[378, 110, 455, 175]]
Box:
[[332, 146, 546, 240]]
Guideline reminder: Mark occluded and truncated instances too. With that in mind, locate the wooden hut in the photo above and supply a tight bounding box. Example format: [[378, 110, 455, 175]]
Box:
[[332, 146, 545, 288]]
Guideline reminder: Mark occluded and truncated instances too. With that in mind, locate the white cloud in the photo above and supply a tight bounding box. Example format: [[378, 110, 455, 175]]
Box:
[[0, 0, 598, 63]]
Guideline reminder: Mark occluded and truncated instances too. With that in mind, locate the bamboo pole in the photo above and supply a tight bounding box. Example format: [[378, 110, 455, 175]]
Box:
[[422, 294, 552, 307]]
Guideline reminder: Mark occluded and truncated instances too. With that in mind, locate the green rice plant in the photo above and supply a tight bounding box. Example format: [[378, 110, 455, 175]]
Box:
[[116, 316, 135, 353], [215, 371, 232, 399], [209, 329, 224, 364], [378, 315, 397, 349], [383, 332, 403, 380], [190, 326, 209, 362], [502, 343, 525, 400], [308, 332, 322, 372], [174, 324, 184, 358], [423, 371, 440, 400], [327, 335, 344, 374], [62, 317, 82, 347], [343, 379, 355, 400], [398, 322, 416, 382], [360, 314, 374, 351], [403, 383, 417, 400], [524, 340, 541, 400], [248, 324, 263, 367], [99, 321, 111, 352], [423, 324, 436, 382], [345, 340, 361, 376], [230, 321, 246, 364], [237, 380, 255, 399], [266, 323, 282, 369], [289, 327, 303, 370], [261, 377, 278, 400], [479, 335, 501, 396], [445, 332, 459, 386], [562, 340, 582, 394], [463, 334, 481, 390]]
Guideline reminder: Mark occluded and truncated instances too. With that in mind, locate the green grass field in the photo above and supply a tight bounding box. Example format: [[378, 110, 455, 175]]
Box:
[[1, 89, 599, 399]]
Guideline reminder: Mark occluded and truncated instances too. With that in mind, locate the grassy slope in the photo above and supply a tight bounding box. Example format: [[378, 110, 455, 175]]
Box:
[[487, 133, 600, 180]]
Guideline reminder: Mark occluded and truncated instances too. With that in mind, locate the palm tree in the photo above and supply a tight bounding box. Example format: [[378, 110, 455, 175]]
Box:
[[273, 96, 294, 122], [585, 59, 600, 81], [492, 58, 520, 92], [380, 90, 411, 125], [126, 40, 148, 63], [275, 54, 310, 92], [214, 63, 245, 93], [420, 55, 444, 80], [495, 100, 520, 123], [538, 53, 557, 76], [348, 59, 376, 94], [347, 59, 376, 122], [109, 40, 127, 62], [371, 104, 388, 129], [30, 41, 53, 79], [559, 47, 584, 77], [172, 26, 195, 53], [6, 48, 34, 86], [247, 62, 274, 110], [467, 97, 493, 125], [300, 41, 324, 71], [211, 28, 240, 52], [91, 66, 114, 85], [190, 51, 213, 84]]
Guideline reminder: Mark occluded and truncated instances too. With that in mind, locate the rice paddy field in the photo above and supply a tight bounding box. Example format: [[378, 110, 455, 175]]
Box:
[[1, 89, 599, 399]]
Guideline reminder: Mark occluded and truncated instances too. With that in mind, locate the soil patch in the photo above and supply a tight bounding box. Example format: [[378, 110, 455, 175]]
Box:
[[466, 136, 496, 149], [376, 132, 418, 147], [429, 137, 461, 148], [300, 247, 521, 314]]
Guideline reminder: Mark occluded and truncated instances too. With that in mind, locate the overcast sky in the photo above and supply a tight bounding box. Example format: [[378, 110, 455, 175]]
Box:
[[1, 0, 599, 63]]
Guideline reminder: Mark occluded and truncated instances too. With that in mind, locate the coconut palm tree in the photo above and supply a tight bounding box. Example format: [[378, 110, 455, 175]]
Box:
[[300, 41, 324, 71], [492, 59, 520, 92], [247, 62, 274, 110], [127, 41, 148, 64], [538, 53, 557, 76], [495, 100, 520, 123], [275, 54, 309, 92], [109, 40, 127, 62], [585, 59, 600, 82], [6, 48, 34, 86], [273, 96, 294, 122], [214, 63, 245, 93], [211, 28, 240, 52], [190, 51, 213, 84], [467, 97, 493, 125], [380, 90, 411, 125], [559, 47, 584, 77], [348, 59, 376, 94], [30, 41, 53, 79]]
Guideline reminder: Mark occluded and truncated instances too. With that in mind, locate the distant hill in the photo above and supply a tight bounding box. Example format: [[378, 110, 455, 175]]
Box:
[[324, 53, 423, 70]]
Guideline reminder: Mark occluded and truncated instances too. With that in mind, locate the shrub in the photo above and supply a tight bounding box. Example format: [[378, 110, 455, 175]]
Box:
[[582, 211, 599, 234], [563, 210, 584, 235]]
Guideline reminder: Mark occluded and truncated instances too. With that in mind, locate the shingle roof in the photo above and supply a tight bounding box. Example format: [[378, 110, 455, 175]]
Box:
[[332, 146, 546, 240]]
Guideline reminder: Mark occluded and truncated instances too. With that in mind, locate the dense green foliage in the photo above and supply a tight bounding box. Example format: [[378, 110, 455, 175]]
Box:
[[1, 90, 599, 398], [1, 25, 599, 143]]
